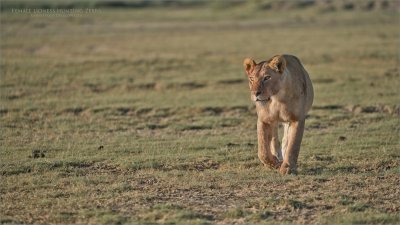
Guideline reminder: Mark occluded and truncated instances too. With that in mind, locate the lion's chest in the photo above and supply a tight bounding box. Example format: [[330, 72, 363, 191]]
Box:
[[256, 100, 297, 123]]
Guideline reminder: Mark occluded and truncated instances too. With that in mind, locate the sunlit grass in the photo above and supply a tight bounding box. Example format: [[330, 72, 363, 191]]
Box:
[[1, 4, 399, 224]]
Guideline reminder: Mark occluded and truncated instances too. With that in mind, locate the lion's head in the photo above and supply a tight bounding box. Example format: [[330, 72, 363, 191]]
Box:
[[243, 55, 287, 103]]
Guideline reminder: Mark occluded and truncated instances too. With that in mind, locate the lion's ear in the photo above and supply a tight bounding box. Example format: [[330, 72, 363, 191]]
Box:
[[268, 55, 286, 74], [243, 58, 256, 76]]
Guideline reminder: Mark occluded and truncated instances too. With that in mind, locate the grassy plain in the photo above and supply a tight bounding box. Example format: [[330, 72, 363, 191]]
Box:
[[1, 4, 399, 224]]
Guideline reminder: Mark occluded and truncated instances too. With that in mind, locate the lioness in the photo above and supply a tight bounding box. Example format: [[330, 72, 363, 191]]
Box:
[[243, 55, 313, 174]]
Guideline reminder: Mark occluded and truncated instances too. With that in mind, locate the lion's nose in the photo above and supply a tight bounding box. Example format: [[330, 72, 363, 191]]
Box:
[[255, 91, 261, 97]]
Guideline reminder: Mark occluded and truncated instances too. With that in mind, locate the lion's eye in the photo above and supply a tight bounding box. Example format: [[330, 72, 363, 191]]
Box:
[[263, 76, 271, 82]]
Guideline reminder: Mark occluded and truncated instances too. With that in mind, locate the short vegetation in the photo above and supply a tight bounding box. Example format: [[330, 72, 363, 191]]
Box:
[[1, 0, 399, 224]]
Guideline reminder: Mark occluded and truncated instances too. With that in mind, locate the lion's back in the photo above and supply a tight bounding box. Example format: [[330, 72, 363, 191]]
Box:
[[283, 54, 314, 113]]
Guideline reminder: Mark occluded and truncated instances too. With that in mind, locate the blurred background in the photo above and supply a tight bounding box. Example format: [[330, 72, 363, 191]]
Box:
[[1, 0, 399, 224]]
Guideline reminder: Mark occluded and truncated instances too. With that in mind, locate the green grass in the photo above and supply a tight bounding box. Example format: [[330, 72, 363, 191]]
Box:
[[1, 4, 400, 225]]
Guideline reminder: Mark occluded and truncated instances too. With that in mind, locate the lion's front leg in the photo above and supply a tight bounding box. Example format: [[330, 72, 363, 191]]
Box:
[[257, 120, 281, 169], [279, 119, 305, 174]]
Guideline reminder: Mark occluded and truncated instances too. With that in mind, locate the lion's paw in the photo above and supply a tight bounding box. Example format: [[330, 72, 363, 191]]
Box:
[[279, 162, 297, 175], [264, 157, 281, 169]]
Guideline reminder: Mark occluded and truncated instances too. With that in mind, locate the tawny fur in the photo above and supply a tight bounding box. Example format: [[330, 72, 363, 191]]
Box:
[[243, 54, 314, 174]]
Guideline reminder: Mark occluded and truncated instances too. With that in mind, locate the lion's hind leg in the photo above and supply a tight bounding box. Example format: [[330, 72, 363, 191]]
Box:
[[281, 122, 290, 160], [271, 123, 283, 162]]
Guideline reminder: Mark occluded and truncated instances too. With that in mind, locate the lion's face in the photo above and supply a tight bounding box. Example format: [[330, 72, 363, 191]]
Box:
[[243, 56, 286, 103]]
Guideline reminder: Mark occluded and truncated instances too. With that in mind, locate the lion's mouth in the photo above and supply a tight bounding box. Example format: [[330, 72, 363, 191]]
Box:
[[256, 97, 271, 102]]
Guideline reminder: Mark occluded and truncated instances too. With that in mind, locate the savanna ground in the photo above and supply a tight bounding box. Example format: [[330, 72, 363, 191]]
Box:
[[1, 0, 399, 224]]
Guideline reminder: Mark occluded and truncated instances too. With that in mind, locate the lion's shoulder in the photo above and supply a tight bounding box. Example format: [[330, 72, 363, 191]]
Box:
[[280, 54, 314, 112]]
